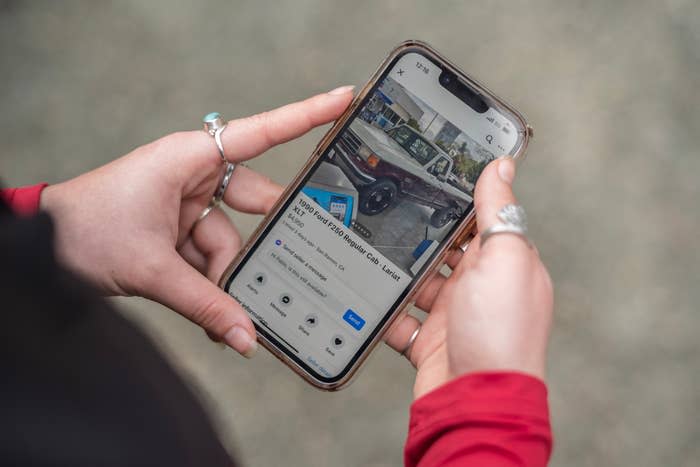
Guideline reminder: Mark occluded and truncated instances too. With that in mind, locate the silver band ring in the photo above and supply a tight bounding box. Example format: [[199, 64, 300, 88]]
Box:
[[480, 204, 532, 248], [213, 162, 236, 205], [480, 224, 530, 246], [400, 325, 421, 358], [194, 162, 235, 229]]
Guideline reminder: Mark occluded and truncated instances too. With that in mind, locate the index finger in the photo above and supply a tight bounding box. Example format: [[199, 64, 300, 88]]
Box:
[[221, 86, 355, 161], [159, 87, 355, 184]]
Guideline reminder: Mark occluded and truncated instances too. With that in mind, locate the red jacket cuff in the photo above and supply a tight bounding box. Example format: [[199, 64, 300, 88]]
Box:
[[405, 372, 552, 467], [0, 183, 48, 216]]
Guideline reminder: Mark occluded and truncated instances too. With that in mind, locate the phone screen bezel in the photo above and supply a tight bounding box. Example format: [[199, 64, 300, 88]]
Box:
[[223, 44, 528, 387]]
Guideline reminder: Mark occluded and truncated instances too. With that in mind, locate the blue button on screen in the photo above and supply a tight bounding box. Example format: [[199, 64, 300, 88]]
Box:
[[343, 309, 365, 331]]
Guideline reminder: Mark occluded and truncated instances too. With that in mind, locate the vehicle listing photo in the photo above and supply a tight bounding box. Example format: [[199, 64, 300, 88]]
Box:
[[304, 62, 504, 278]]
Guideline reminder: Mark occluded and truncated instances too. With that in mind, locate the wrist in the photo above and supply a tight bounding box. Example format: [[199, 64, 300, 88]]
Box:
[[38, 183, 72, 263], [413, 350, 451, 400], [37, 182, 96, 286], [1, 182, 49, 216], [414, 348, 547, 400], [39, 183, 58, 213], [448, 351, 547, 384]]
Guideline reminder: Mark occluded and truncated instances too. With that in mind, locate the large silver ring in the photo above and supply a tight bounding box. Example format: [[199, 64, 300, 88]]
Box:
[[400, 325, 421, 358], [203, 112, 228, 162], [480, 204, 531, 247]]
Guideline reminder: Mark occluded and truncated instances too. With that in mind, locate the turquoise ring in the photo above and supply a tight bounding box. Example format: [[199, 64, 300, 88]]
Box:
[[202, 112, 228, 162], [193, 113, 236, 229]]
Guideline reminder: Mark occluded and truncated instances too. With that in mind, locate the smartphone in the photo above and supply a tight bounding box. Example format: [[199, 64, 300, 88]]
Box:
[[219, 41, 531, 390]]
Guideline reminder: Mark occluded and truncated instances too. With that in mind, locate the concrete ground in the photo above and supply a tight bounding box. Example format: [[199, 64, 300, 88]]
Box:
[[353, 199, 451, 275], [2, 1, 699, 466]]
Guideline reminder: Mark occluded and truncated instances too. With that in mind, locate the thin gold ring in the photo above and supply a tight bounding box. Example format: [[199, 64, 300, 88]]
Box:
[[194, 202, 218, 228]]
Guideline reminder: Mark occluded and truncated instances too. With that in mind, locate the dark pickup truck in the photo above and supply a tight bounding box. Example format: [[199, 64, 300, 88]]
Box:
[[331, 120, 473, 228]]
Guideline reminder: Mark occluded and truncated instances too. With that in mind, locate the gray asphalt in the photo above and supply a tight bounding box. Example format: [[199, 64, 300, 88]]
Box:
[[2, 1, 699, 466], [353, 199, 451, 275]]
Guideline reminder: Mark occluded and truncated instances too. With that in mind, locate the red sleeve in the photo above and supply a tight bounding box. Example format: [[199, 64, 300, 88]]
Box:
[[405, 372, 552, 467], [0, 183, 48, 216]]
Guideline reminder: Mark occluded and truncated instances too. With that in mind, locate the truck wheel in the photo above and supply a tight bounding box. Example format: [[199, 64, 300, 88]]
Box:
[[430, 206, 457, 228], [358, 179, 398, 215]]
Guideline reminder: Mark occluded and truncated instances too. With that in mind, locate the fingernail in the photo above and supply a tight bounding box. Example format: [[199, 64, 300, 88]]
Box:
[[224, 326, 258, 358], [328, 85, 355, 95], [497, 156, 515, 184]]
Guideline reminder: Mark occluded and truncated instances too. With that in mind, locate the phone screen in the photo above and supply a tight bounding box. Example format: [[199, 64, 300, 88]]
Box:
[[224, 50, 521, 383]]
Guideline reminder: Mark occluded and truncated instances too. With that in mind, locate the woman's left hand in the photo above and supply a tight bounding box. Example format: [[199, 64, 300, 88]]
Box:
[[41, 86, 355, 357], [383, 158, 553, 399]]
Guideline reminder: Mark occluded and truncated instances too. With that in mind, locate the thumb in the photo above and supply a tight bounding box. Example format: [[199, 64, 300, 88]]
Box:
[[145, 253, 258, 358], [474, 156, 518, 234]]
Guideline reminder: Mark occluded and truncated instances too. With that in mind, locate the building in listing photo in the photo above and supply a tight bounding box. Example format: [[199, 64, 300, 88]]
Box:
[[434, 121, 461, 148], [359, 77, 424, 130]]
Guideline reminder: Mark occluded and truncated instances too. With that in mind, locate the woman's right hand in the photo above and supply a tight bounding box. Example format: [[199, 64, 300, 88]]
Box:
[[384, 157, 554, 399], [40, 87, 355, 358]]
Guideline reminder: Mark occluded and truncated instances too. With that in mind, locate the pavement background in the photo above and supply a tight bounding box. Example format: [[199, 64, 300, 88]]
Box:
[[2, 1, 699, 466]]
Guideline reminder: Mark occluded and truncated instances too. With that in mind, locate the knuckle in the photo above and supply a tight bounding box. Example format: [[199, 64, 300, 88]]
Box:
[[144, 131, 203, 166], [134, 255, 170, 291], [263, 182, 283, 210], [247, 111, 276, 147], [190, 295, 229, 334], [474, 197, 489, 218], [153, 131, 188, 153]]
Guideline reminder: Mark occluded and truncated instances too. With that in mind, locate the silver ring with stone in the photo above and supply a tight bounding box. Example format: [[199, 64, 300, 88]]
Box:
[[203, 112, 228, 162], [480, 204, 532, 248], [195, 113, 235, 228], [400, 325, 421, 358]]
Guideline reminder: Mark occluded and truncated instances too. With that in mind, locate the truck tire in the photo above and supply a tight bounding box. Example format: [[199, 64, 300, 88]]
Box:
[[430, 206, 457, 228], [358, 179, 398, 215]]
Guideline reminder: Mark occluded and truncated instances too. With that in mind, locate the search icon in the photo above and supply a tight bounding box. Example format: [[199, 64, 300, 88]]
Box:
[[485, 134, 493, 144]]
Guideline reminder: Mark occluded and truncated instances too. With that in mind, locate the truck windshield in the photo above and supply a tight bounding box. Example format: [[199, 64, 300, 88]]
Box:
[[388, 126, 438, 165]]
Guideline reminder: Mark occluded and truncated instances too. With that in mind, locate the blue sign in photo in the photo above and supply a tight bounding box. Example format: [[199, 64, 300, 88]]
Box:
[[301, 186, 354, 227], [343, 309, 365, 331]]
